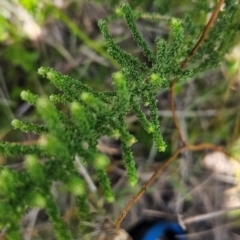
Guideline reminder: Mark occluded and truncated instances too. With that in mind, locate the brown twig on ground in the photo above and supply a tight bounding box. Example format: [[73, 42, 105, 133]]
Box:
[[183, 205, 240, 224], [142, 204, 240, 224], [115, 144, 223, 228], [170, 0, 225, 145], [115, 1, 226, 228]]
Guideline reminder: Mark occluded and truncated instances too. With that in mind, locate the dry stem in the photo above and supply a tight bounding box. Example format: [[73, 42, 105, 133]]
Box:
[[115, 144, 223, 227]]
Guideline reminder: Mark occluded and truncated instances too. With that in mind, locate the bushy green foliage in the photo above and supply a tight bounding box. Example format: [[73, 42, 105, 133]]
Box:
[[0, 1, 239, 239]]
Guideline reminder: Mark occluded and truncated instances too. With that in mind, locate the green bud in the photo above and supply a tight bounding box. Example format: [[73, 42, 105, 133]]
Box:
[[129, 175, 138, 187], [150, 73, 159, 82], [126, 136, 137, 147], [111, 129, 121, 139], [80, 92, 103, 111], [20, 90, 30, 100], [25, 155, 39, 170], [11, 119, 20, 129], [157, 144, 167, 152], [113, 71, 128, 93], [170, 18, 181, 28], [150, 73, 162, 86], [152, 130, 167, 152], [38, 135, 48, 147], [24, 155, 45, 183], [37, 66, 45, 76], [81, 92, 90, 101], [113, 71, 124, 82], [37, 98, 49, 109], [70, 101, 80, 111], [143, 101, 149, 107], [31, 193, 46, 208], [146, 124, 154, 133], [106, 194, 115, 203], [116, 7, 124, 16], [16, 206, 22, 213], [46, 72, 55, 81], [20, 90, 38, 105], [93, 153, 110, 170], [66, 176, 85, 196]]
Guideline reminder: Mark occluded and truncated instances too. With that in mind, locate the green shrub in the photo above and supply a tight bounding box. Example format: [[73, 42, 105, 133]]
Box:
[[0, 1, 239, 239]]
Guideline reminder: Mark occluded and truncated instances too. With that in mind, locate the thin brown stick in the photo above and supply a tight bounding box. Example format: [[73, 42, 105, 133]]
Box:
[[170, 0, 225, 145], [142, 204, 240, 224], [115, 143, 222, 227], [183, 205, 240, 224]]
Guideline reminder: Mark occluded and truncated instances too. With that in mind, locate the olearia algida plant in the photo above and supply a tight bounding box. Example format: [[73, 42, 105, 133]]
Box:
[[0, 1, 240, 239]]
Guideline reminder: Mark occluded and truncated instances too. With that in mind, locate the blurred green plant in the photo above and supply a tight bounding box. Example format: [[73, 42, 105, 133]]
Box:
[[0, 1, 240, 239]]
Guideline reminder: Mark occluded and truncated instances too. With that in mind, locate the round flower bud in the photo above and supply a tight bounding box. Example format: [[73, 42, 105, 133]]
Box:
[[67, 176, 85, 196], [11, 119, 20, 129], [126, 136, 137, 147], [31, 193, 46, 208], [93, 154, 110, 170]]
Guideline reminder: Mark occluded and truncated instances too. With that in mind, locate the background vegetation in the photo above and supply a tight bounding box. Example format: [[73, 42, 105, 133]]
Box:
[[0, 0, 240, 239]]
